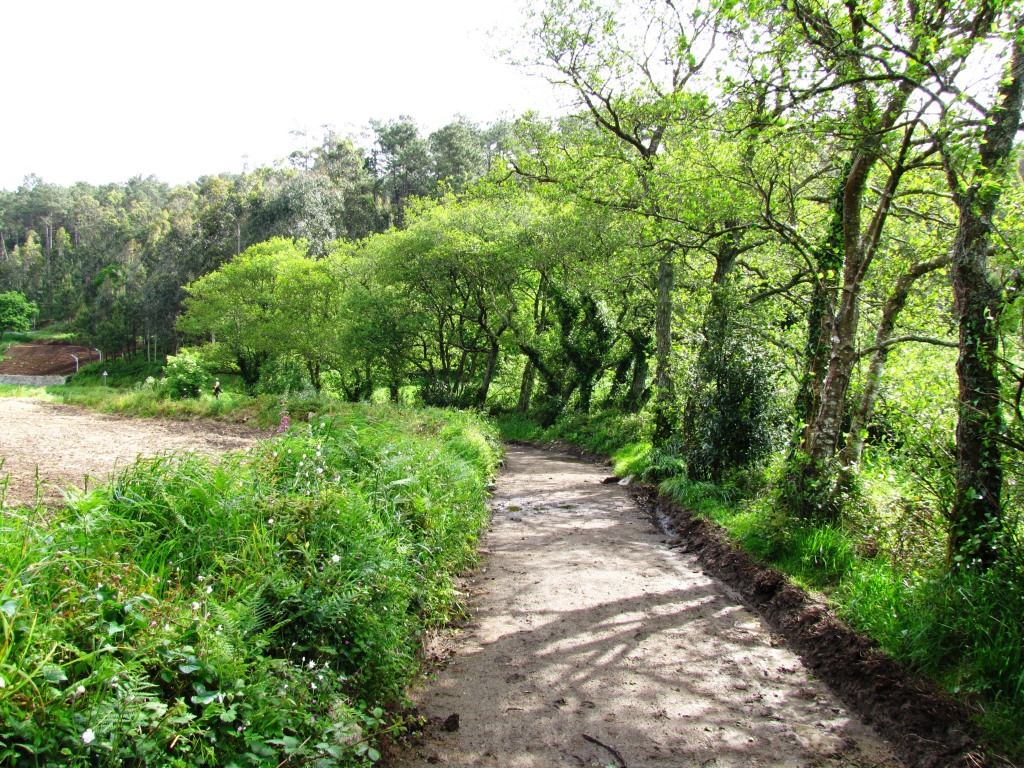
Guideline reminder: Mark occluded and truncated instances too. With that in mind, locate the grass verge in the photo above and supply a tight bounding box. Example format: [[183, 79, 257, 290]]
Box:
[[1, 402, 501, 767]]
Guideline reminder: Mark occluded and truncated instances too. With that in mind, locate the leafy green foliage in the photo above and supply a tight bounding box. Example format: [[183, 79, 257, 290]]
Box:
[[0, 404, 500, 767], [163, 349, 210, 400], [681, 328, 783, 483], [0, 291, 38, 339]]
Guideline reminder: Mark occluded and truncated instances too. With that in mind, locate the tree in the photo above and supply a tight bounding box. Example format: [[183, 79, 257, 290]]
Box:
[[0, 290, 38, 339], [273, 250, 347, 391], [729, 0, 1005, 520], [369, 117, 434, 229], [938, 24, 1024, 569], [428, 118, 489, 194], [515, 0, 725, 442], [177, 238, 303, 388], [364, 196, 531, 405]]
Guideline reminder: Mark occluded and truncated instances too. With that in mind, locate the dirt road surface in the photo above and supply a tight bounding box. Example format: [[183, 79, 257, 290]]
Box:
[[392, 445, 901, 768], [0, 397, 264, 507]]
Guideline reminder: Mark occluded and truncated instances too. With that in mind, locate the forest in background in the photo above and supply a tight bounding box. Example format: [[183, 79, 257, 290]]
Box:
[[3, 0, 1024, 756], [0, 116, 510, 357]]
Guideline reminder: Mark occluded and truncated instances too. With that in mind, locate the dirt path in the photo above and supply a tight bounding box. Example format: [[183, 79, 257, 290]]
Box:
[[0, 397, 265, 507], [393, 445, 901, 768]]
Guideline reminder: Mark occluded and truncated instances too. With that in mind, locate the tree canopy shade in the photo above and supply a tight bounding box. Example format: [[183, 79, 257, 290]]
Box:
[[0, 290, 38, 339]]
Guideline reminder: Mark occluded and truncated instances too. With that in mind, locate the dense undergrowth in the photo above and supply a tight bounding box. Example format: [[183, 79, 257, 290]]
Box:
[[495, 410, 1024, 760], [1, 401, 500, 767]]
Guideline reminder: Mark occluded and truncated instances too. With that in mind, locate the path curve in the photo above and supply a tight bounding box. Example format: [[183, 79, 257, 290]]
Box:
[[393, 445, 901, 768]]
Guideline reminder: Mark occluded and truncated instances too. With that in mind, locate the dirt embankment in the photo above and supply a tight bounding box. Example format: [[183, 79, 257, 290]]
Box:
[[647, 491, 989, 768], [390, 446, 934, 768]]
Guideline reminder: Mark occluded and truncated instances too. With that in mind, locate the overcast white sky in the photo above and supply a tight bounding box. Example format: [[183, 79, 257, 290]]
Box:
[[1, 0, 564, 191]]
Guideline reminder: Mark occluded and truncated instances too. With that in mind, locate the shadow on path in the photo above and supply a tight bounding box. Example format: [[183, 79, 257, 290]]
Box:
[[389, 446, 901, 768]]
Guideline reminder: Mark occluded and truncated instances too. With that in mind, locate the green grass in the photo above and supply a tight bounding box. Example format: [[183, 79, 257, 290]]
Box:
[[494, 409, 675, 477], [837, 558, 1024, 757], [67, 357, 166, 388], [0, 402, 501, 767]]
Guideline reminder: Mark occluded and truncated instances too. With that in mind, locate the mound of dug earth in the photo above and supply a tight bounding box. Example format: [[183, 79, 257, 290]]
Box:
[[0, 342, 100, 376]]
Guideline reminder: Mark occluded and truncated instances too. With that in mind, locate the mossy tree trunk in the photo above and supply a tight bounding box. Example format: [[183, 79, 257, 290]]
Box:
[[941, 30, 1023, 570]]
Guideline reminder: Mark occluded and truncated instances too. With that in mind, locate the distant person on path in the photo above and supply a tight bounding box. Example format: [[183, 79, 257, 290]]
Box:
[[213, 379, 222, 399]]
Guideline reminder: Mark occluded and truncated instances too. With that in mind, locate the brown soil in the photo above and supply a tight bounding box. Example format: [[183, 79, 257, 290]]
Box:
[[0, 341, 101, 375], [390, 446, 921, 768], [647, 491, 991, 768], [0, 397, 266, 507]]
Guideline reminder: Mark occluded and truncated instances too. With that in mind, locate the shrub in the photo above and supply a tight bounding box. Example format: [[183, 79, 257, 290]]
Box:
[[680, 330, 783, 483], [164, 350, 210, 400], [255, 355, 311, 396]]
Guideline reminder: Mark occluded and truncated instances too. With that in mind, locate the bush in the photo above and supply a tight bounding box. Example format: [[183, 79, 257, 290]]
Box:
[[254, 355, 311, 396], [163, 350, 210, 400], [680, 330, 783, 483]]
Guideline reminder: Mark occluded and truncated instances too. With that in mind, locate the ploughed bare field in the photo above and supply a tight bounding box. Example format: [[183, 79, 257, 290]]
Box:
[[0, 397, 264, 507], [0, 341, 100, 376]]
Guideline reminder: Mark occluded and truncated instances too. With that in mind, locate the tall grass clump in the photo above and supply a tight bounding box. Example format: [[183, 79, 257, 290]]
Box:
[[0, 404, 500, 767], [838, 555, 1024, 756]]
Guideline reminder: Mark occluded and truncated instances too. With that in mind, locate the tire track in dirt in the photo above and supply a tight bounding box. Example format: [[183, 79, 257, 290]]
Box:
[[391, 445, 901, 768]]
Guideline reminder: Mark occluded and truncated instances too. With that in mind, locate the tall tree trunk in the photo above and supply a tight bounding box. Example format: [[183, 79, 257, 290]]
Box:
[[652, 247, 676, 445], [308, 361, 322, 392], [788, 111, 915, 520], [948, 224, 1004, 569], [624, 334, 651, 413], [942, 32, 1023, 570], [681, 226, 742, 480], [517, 359, 536, 412], [807, 137, 890, 464], [793, 174, 847, 454], [476, 336, 502, 407]]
